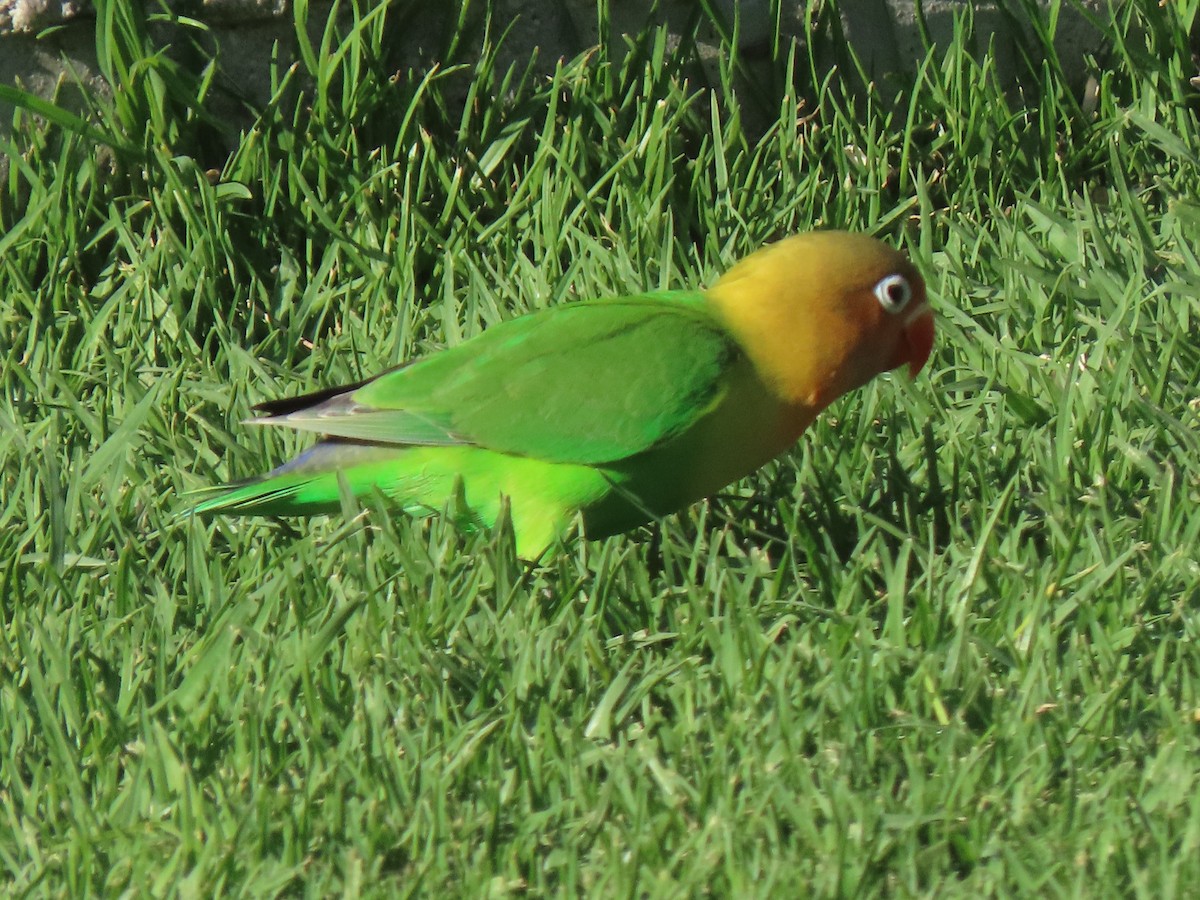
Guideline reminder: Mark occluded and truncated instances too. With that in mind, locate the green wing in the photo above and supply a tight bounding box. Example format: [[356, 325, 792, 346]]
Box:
[[252, 291, 741, 465]]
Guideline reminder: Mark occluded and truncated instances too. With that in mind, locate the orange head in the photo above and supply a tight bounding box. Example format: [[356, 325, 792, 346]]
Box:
[[704, 230, 934, 412]]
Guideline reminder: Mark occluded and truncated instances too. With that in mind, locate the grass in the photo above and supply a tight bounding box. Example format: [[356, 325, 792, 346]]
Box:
[[2, 0, 1199, 894]]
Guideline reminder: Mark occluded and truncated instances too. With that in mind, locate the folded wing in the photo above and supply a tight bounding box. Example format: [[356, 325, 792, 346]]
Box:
[[249, 292, 741, 466]]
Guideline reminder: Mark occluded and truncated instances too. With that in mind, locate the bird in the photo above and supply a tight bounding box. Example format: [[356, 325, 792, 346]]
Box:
[[189, 230, 934, 558]]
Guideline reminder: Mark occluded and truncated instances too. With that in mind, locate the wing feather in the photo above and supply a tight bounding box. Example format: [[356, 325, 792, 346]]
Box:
[[249, 292, 739, 465]]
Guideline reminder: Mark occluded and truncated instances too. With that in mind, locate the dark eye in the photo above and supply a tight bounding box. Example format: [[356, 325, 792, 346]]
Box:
[[873, 273, 912, 313]]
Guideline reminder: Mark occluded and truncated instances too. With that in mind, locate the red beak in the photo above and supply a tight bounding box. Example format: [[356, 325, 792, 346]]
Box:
[[899, 308, 934, 378]]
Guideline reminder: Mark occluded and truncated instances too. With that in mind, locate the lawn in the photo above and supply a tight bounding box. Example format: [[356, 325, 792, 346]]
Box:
[[2, 0, 1199, 894]]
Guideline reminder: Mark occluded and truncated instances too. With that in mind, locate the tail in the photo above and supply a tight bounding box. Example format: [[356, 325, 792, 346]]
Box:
[[184, 441, 407, 518]]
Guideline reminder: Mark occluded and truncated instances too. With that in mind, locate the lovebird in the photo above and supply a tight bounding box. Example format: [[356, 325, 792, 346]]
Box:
[[191, 231, 934, 557]]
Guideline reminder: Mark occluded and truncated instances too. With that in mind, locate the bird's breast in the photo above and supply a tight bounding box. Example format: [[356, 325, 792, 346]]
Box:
[[600, 358, 815, 524], [678, 362, 814, 498]]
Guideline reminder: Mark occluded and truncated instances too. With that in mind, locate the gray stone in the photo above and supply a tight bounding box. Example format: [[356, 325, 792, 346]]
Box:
[[0, 0, 285, 33]]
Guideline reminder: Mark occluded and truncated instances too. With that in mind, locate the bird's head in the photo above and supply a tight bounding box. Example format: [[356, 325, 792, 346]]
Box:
[[705, 230, 934, 412]]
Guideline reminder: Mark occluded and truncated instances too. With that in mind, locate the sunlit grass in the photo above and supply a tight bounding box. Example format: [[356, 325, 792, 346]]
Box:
[[2, 0, 1199, 893]]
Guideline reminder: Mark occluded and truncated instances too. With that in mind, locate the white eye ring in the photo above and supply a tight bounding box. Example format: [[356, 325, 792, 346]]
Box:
[[873, 273, 912, 314]]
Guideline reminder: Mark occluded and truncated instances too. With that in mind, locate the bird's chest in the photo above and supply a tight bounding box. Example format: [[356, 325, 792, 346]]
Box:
[[672, 371, 811, 502], [605, 360, 814, 521]]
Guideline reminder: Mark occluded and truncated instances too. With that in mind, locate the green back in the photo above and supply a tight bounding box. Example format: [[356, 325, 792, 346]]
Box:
[[312, 291, 740, 465]]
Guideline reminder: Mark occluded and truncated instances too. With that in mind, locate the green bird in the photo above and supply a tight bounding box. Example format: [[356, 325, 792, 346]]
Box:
[[191, 231, 934, 557]]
